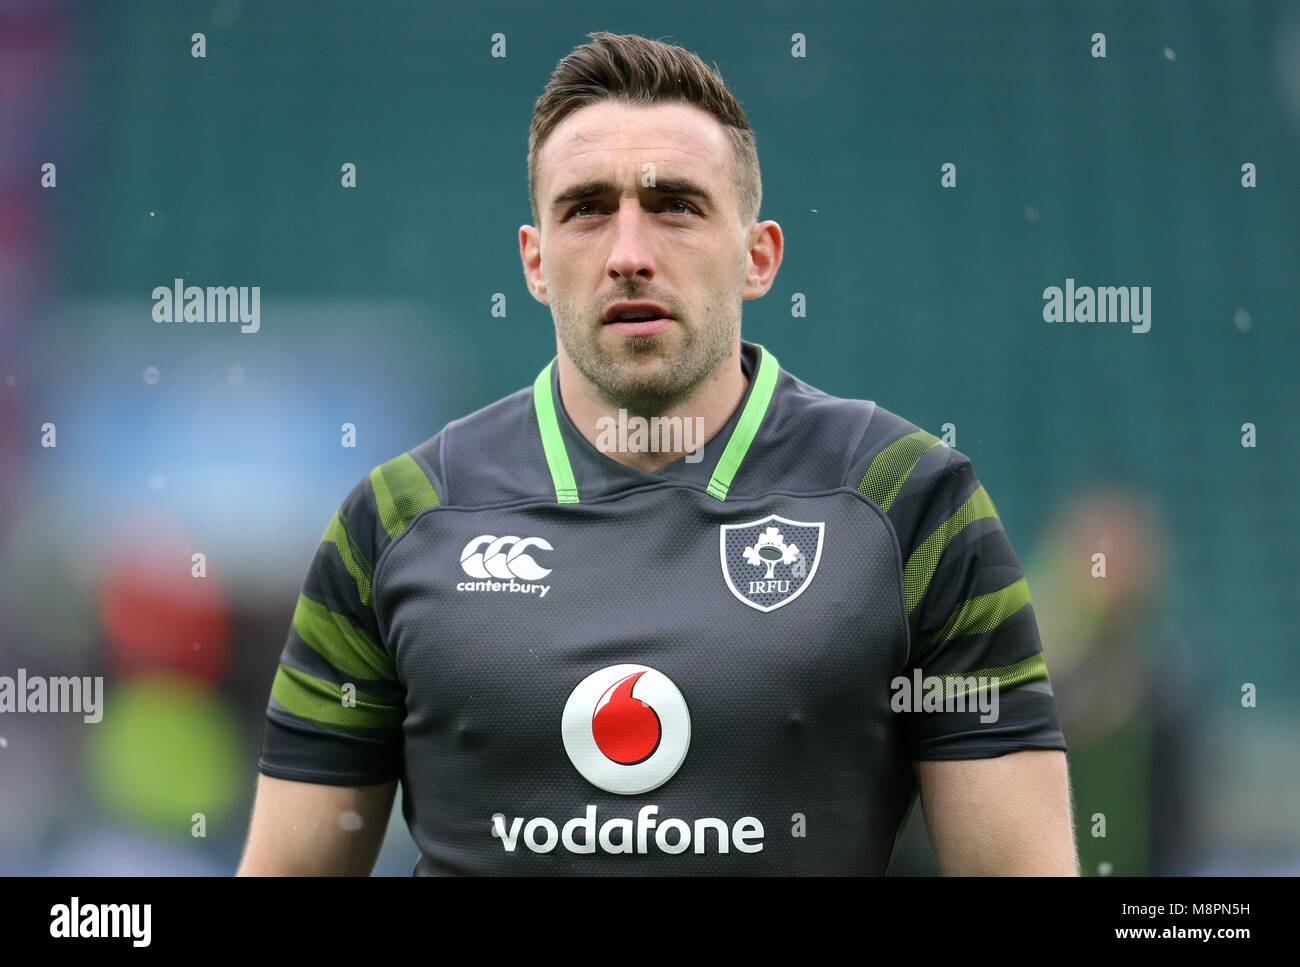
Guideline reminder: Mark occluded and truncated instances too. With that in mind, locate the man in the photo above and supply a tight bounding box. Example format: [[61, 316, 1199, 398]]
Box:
[[239, 32, 1077, 876]]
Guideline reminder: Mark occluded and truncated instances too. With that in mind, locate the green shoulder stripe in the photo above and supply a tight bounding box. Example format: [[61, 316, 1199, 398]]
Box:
[[928, 652, 1050, 701], [370, 452, 440, 541], [292, 593, 396, 683], [902, 484, 998, 612], [321, 510, 373, 607], [857, 429, 944, 512], [926, 576, 1031, 649], [271, 664, 402, 731]]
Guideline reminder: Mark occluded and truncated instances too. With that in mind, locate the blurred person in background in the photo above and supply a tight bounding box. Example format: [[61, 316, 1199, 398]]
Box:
[[1029, 490, 1196, 876]]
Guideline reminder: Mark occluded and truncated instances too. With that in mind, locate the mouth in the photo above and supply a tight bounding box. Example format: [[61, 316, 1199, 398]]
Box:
[[602, 301, 675, 336]]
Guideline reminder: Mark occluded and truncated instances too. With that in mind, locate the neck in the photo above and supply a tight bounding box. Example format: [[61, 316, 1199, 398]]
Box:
[[556, 342, 748, 474]]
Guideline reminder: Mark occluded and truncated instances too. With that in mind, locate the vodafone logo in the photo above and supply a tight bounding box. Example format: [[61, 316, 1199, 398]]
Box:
[[562, 664, 691, 795], [491, 664, 762, 856]]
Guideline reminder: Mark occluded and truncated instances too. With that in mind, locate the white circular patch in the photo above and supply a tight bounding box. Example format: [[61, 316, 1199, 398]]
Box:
[[338, 809, 364, 833], [561, 664, 690, 795]]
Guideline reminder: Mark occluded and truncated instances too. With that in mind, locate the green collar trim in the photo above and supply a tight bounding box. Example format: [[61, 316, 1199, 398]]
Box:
[[532, 360, 580, 503], [532, 344, 779, 504], [705, 343, 778, 501]]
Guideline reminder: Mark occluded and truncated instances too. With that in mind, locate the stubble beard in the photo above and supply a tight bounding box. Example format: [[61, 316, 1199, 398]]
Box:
[[552, 287, 742, 417]]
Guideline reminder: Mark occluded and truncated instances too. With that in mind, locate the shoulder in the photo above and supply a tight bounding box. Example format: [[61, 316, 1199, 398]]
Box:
[[326, 443, 444, 584], [769, 362, 985, 552], [841, 398, 987, 554], [336, 381, 549, 562], [845, 400, 972, 503], [756, 363, 975, 515], [426, 383, 555, 506]]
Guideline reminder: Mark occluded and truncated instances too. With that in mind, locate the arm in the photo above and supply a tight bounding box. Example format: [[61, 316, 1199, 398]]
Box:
[[246, 457, 440, 876], [915, 749, 1078, 875], [851, 428, 1074, 874], [237, 774, 397, 876]]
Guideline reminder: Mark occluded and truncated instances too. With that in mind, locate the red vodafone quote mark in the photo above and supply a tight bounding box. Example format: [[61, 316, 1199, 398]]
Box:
[[592, 671, 661, 765]]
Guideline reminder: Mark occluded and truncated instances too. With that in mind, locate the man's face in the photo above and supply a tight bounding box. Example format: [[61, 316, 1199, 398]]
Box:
[[523, 100, 755, 412]]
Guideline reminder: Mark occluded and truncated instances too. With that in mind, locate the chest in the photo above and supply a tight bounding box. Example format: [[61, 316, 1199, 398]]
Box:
[[377, 489, 909, 741]]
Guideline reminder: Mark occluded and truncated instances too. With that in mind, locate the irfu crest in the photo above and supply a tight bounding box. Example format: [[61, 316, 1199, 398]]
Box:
[[719, 515, 825, 613]]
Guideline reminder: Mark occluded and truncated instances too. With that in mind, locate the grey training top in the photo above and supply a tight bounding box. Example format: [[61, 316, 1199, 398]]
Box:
[[259, 340, 1066, 874]]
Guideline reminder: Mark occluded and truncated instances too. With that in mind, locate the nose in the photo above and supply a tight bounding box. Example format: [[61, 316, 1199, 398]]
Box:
[[605, 198, 656, 282]]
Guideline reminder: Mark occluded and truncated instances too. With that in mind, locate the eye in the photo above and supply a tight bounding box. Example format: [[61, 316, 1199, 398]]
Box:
[[567, 199, 698, 219]]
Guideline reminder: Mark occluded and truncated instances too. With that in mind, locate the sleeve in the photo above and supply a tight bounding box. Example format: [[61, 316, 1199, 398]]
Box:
[[258, 450, 440, 785], [854, 416, 1067, 760]]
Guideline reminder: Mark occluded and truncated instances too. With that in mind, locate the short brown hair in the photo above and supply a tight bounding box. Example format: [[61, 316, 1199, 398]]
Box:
[[528, 32, 761, 228]]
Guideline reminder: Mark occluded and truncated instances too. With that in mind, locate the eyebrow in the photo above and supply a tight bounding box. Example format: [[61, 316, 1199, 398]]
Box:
[[549, 177, 716, 213]]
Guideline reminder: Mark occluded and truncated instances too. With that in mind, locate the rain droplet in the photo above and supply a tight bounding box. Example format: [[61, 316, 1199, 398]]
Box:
[[142, 210, 168, 238]]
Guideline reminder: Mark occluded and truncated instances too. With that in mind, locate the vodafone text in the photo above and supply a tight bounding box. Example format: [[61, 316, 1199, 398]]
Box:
[[492, 804, 763, 854]]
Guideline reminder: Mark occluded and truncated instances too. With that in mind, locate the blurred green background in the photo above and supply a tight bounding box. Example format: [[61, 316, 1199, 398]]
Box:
[[1, 0, 1297, 874]]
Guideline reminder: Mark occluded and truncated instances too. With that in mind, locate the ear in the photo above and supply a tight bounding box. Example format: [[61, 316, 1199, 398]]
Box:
[[741, 220, 784, 301], [519, 224, 549, 304]]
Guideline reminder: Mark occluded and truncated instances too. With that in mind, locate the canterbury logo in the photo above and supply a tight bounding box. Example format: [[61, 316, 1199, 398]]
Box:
[[460, 535, 553, 581]]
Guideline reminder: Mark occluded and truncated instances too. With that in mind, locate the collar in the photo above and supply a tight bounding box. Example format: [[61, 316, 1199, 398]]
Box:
[[531, 340, 780, 503]]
